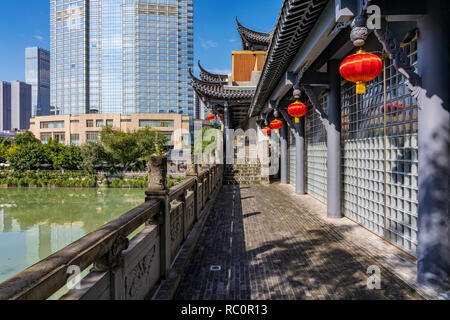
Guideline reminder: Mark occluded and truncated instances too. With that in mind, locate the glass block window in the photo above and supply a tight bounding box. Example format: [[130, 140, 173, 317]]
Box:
[[305, 96, 328, 204], [341, 39, 419, 256]]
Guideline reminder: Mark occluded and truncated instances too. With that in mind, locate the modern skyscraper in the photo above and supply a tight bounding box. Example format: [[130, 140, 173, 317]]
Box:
[[25, 47, 51, 118], [0, 82, 11, 131], [50, 0, 194, 118], [10, 81, 32, 130]]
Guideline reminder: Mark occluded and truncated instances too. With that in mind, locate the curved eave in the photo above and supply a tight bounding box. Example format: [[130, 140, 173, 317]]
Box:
[[236, 17, 273, 50], [189, 69, 255, 102], [198, 61, 228, 83]]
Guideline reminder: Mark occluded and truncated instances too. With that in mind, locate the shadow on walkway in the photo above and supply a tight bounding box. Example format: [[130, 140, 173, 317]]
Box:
[[175, 185, 423, 300]]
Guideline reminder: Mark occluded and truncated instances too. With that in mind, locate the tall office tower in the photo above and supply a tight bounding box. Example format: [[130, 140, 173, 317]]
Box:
[[10, 81, 32, 130], [25, 47, 51, 118], [50, 0, 194, 118], [0, 82, 11, 131]]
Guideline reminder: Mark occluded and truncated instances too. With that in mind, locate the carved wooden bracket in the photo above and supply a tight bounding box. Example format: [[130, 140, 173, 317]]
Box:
[[280, 109, 297, 136], [374, 28, 424, 104], [303, 85, 329, 126]]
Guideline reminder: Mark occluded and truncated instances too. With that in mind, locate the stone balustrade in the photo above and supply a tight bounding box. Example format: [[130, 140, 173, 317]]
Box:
[[0, 158, 223, 300]]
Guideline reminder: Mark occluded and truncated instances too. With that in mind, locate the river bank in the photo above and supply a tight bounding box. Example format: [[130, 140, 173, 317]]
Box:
[[0, 170, 184, 189]]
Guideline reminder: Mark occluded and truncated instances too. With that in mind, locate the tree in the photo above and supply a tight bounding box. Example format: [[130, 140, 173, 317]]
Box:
[[135, 127, 168, 158], [13, 131, 40, 146], [0, 138, 12, 163], [53, 145, 82, 170], [80, 142, 109, 173], [100, 127, 168, 172], [8, 143, 49, 170]]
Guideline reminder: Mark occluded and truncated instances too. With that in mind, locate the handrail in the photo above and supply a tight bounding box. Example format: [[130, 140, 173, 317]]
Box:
[[169, 177, 196, 201], [0, 200, 161, 300]]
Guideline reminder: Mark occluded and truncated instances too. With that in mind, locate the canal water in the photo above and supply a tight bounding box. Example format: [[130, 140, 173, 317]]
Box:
[[0, 188, 145, 284]]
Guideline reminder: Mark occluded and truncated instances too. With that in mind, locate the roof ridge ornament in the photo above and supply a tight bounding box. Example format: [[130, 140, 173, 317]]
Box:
[[236, 16, 273, 51]]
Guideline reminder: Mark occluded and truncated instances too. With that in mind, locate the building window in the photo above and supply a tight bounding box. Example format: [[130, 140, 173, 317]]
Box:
[[40, 133, 52, 144], [139, 120, 174, 128], [71, 134, 80, 146], [121, 119, 131, 123], [106, 120, 114, 127], [54, 132, 65, 143], [86, 132, 98, 143], [40, 121, 64, 129], [86, 120, 94, 128], [96, 120, 104, 127]]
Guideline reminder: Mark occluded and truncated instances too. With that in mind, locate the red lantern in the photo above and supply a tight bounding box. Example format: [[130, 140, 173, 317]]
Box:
[[262, 127, 271, 136], [339, 49, 383, 95], [207, 114, 215, 123], [288, 101, 308, 123], [270, 119, 283, 133]]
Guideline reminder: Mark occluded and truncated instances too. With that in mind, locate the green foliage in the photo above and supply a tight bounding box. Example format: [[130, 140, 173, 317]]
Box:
[[8, 143, 50, 170], [0, 138, 12, 163], [13, 131, 40, 146], [80, 142, 110, 173], [100, 127, 169, 171]]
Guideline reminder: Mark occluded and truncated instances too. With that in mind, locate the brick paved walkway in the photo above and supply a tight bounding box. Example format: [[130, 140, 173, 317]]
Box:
[[175, 184, 424, 300]]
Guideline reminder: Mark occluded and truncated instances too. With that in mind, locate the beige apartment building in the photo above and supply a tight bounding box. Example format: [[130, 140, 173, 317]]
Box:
[[29, 113, 191, 149]]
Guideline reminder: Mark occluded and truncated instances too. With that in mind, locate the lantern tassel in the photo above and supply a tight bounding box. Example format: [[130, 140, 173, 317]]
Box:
[[356, 81, 366, 95], [295, 117, 300, 124]]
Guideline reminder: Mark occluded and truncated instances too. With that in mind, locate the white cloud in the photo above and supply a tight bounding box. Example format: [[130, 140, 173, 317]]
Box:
[[209, 68, 232, 75], [229, 38, 238, 43], [34, 35, 43, 42], [199, 37, 218, 50]]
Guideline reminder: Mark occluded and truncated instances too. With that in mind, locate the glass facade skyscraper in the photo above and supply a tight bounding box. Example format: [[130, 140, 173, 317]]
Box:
[[50, 0, 194, 118], [25, 47, 51, 117]]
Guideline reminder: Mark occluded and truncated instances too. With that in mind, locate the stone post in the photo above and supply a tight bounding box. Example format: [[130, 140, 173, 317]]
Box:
[[280, 119, 288, 184], [417, 0, 450, 293], [327, 59, 342, 218], [145, 155, 171, 278], [186, 155, 200, 220], [295, 118, 305, 195]]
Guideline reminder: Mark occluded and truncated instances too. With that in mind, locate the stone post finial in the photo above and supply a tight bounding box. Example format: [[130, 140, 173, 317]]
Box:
[[350, 15, 368, 47], [186, 154, 198, 176], [147, 155, 167, 192]]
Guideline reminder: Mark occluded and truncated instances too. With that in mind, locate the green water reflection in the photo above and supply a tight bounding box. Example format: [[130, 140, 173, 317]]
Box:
[[0, 188, 145, 284]]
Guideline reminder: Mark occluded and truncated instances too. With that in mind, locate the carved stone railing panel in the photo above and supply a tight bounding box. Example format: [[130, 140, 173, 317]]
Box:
[[184, 191, 196, 239], [197, 182, 204, 215], [122, 226, 160, 300], [169, 201, 184, 262]]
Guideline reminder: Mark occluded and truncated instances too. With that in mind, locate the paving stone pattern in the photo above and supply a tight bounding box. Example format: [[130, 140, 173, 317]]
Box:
[[175, 185, 424, 300]]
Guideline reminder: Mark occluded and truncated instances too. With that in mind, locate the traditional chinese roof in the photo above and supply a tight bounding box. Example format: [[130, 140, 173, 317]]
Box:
[[198, 61, 229, 84], [189, 69, 256, 128], [249, 0, 329, 117], [189, 69, 255, 101], [236, 17, 273, 51]]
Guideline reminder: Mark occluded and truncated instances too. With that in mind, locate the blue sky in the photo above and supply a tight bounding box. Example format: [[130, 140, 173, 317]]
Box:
[[0, 0, 281, 81]]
